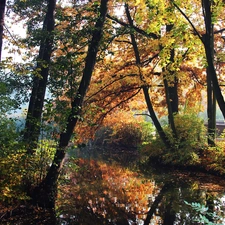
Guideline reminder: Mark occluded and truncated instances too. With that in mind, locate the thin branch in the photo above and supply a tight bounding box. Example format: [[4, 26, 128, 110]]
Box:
[[89, 88, 142, 133], [99, 26, 129, 52], [106, 14, 159, 39], [172, 1, 204, 44], [142, 53, 159, 66], [181, 66, 206, 86], [103, 86, 140, 107], [134, 113, 151, 117], [85, 73, 138, 102], [115, 39, 132, 45], [88, 85, 140, 106], [3, 24, 20, 46], [214, 28, 225, 34], [98, 88, 142, 124]]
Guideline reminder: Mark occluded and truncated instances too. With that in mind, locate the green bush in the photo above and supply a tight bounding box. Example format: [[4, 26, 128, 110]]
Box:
[[148, 113, 207, 166], [0, 137, 56, 203], [202, 145, 225, 175], [0, 117, 19, 157], [139, 121, 155, 145]]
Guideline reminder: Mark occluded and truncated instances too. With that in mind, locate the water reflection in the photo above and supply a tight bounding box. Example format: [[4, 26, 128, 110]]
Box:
[[56, 148, 225, 225]]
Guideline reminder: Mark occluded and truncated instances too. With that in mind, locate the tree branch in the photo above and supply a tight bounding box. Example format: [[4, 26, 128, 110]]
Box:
[[106, 14, 159, 39], [98, 88, 142, 124], [172, 1, 204, 44], [85, 73, 139, 102], [214, 28, 225, 34]]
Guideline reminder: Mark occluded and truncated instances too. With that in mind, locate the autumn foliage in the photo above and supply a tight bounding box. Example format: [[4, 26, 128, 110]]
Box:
[[1, 0, 225, 214]]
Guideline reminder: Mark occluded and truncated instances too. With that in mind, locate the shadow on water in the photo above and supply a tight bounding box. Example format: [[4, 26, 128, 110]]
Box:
[[55, 147, 225, 225]]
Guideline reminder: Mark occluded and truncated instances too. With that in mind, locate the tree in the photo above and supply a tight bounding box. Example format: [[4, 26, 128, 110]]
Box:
[[202, 0, 225, 119], [0, 0, 6, 61], [123, 3, 173, 149], [31, 0, 109, 208], [162, 24, 178, 139], [83, 1, 204, 149], [173, 0, 225, 118], [23, 0, 56, 154], [74, 1, 204, 153]]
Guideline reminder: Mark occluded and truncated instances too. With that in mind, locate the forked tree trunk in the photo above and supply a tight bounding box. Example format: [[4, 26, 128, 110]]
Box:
[[31, 0, 109, 208], [23, 0, 56, 154], [0, 0, 6, 61]]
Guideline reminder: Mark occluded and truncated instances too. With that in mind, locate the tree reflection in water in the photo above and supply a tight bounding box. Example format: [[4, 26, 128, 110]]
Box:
[[56, 154, 225, 225]]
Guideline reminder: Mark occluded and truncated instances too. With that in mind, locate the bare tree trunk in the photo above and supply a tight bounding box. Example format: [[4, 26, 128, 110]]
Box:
[[202, 0, 225, 119], [31, 0, 109, 208], [161, 25, 178, 139], [0, 0, 6, 61], [207, 67, 216, 146], [142, 86, 173, 149], [163, 78, 178, 139], [203, 1, 216, 145], [23, 0, 56, 154]]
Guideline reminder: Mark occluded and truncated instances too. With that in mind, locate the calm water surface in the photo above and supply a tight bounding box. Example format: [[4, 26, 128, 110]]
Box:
[[56, 147, 225, 225]]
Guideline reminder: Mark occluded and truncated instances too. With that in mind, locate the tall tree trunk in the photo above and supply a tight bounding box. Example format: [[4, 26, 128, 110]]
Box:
[[142, 86, 173, 149], [202, 0, 225, 119], [204, 2, 216, 145], [168, 77, 178, 114], [174, 0, 225, 119], [165, 25, 179, 114], [31, 0, 109, 208], [207, 67, 216, 146], [125, 4, 173, 150], [163, 25, 178, 138], [163, 78, 178, 139], [23, 0, 56, 154], [0, 0, 6, 61]]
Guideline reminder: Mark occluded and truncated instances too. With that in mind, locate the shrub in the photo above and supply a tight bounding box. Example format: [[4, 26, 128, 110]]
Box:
[[110, 122, 143, 148], [0, 117, 19, 157], [201, 144, 225, 175], [0, 138, 56, 203], [148, 113, 207, 166], [93, 111, 155, 149]]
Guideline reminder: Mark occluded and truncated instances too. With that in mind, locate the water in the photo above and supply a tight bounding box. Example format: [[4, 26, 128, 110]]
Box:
[[55, 147, 225, 225]]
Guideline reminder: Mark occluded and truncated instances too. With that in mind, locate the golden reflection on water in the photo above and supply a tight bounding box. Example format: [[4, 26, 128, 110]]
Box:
[[57, 158, 162, 224], [56, 158, 225, 225]]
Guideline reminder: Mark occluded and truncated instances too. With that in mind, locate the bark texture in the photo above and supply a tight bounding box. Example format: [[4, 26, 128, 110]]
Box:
[[202, 0, 225, 119], [23, 0, 56, 154]]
